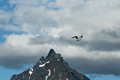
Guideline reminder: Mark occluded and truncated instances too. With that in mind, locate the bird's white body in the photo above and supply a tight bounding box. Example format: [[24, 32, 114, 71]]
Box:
[[76, 38, 81, 41]]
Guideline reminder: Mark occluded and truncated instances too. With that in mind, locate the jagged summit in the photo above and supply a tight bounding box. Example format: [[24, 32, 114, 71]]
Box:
[[10, 49, 90, 80], [46, 49, 56, 59], [46, 49, 62, 61]]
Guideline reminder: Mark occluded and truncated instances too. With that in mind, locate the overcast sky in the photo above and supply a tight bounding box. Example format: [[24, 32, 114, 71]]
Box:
[[0, 0, 120, 79]]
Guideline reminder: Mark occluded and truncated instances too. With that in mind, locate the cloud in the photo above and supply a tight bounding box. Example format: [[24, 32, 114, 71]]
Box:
[[0, 34, 50, 68], [66, 57, 120, 75], [1, 0, 120, 76], [0, 10, 9, 28], [84, 29, 120, 51], [29, 28, 120, 52], [1, 33, 120, 76], [2, 0, 120, 34]]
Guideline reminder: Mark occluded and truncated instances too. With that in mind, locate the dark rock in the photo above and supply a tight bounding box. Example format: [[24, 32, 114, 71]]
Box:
[[10, 49, 90, 80]]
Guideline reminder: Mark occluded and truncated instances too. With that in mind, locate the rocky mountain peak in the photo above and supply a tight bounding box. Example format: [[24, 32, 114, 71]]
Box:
[[46, 49, 62, 60], [47, 49, 56, 56], [46, 49, 56, 59], [10, 49, 90, 80]]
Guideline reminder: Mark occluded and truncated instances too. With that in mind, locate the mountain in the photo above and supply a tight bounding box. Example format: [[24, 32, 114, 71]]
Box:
[[10, 49, 90, 80]]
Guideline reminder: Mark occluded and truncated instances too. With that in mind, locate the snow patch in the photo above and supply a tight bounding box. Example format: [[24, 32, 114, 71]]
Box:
[[29, 71, 33, 75], [39, 61, 42, 64], [29, 68, 33, 80], [66, 78, 68, 80], [57, 59, 60, 61], [54, 68, 55, 73], [46, 69, 51, 80], [29, 68, 33, 75], [82, 76, 84, 79], [39, 61, 50, 67]]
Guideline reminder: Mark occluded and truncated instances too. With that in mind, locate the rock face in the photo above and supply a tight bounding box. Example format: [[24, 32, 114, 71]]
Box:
[[10, 49, 90, 80]]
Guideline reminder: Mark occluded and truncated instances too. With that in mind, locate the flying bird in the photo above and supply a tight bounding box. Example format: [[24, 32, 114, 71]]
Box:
[[71, 36, 83, 41]]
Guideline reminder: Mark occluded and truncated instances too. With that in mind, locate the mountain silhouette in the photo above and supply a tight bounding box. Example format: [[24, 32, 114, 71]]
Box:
[[10, 49, 90, 80]]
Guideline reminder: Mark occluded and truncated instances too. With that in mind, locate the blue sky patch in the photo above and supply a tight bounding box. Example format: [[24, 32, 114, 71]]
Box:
[[0, 0, 9, 7], [0, 0, 16, 11], [0, 28, 26, 43], [0, 66, 23, 80]]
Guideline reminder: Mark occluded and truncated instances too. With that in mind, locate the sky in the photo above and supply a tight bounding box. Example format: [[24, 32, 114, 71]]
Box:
[[0, 0, 120, 80]]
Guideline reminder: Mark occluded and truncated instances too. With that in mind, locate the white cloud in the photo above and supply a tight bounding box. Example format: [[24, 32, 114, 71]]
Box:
[[1, 33, 120, 59], [2, 0, 120, 35], [0, 10, 10, 28]]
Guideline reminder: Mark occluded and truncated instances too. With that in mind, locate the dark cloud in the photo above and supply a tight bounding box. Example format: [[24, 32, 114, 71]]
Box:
[[0, 40, 120, 76], [0, 43, 48, 69], [85, 29, 120, 51], [0, 55, 40, 69], [29, 30, 120, 52], [101, 29, 120, 38], [29, 36, 54, 44], [1, 47, 120, 75], [81, 40, 120, 51], [65, 57, 120, 75], [28, 36, 71, 46]]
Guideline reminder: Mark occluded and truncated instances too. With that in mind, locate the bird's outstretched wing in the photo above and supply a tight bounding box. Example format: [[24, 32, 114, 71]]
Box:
[[71, 36, 78, 39]]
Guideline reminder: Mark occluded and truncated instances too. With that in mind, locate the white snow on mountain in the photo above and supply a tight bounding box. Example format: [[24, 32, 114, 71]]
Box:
[[39, 61, 50, 67], [66, 78, 68, 80], [29, 68, 34, 80], [54, 68, 55, 73], [46, 69, 51, 80], [29, 68, 33, 75]]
